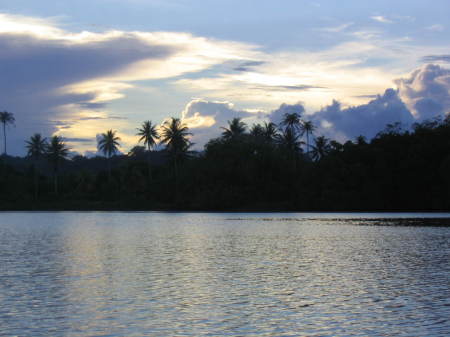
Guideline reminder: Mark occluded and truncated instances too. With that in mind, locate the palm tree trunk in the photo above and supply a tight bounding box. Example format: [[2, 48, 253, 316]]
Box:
[[2, 122, 6, 155]]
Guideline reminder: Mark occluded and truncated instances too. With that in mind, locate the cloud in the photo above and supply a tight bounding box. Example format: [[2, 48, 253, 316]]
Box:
[[0, 29, 171, 154], [371, 16, 393, 24], [395, 64, 450, 119], [64, 137, 94, 143], [3, 12, 450, 155], [233, 61, 266, 72], [251, 85, 327, 92], [78, 116, 128, 121], [426, 24, 445, 32], [182, 88, 414, 145], [175, 33, 434, 110], [0, 29, 174, 151], [0, 13, 258, 155], [319, 23, 354, 33], [353, 94, 379, 99], [421, 55, 450, 64], [180, 99, 262, 147], [308, 88, 414, 141], [273, 64, 450, 142], [179, 64, 450, 145]]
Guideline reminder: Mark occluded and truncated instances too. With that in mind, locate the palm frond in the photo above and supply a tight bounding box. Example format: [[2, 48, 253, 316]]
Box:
[[97, 129, 121, 158]]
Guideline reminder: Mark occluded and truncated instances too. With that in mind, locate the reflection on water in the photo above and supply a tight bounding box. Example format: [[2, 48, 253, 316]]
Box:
[[0, 212, 449, 336]]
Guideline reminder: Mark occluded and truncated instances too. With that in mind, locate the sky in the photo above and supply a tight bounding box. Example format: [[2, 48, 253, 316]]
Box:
[[1, 0, 450, 155]]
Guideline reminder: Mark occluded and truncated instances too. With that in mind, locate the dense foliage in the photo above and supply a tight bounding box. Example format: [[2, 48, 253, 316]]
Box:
[[0, 116, 449, 211]]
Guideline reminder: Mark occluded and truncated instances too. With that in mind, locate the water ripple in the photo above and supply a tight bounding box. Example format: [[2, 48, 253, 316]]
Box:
[[0, 212, 449, 336]]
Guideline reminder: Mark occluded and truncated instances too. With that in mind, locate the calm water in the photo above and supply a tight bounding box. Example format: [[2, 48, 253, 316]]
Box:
[[1, 212, 450, 336]]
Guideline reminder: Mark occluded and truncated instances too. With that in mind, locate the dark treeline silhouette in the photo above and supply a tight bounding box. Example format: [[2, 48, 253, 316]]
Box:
[[0, 114, 449, 211]]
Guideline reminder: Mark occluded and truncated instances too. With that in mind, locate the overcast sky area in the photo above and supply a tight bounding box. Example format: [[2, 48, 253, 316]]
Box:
[[1, 0, 450, 155]]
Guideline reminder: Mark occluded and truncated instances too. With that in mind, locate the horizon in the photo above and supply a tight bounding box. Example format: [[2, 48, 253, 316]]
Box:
[[1, 0, 450, 155]]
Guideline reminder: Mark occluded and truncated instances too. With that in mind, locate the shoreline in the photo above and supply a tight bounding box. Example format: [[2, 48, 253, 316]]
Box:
[[1, 205, 449, 215]]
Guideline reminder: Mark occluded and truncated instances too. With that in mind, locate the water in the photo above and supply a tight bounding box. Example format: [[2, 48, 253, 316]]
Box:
[[0, 212, 449, 336]]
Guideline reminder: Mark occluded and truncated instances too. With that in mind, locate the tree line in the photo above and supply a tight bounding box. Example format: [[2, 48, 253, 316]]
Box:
[[1, 109, 449, 211]]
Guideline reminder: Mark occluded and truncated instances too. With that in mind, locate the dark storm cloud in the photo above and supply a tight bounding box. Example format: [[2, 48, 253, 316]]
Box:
[[0, 33, 173, 91]]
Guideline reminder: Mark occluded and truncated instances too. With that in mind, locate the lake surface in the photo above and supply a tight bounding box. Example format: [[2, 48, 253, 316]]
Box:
[[1, 212, 449, 336]]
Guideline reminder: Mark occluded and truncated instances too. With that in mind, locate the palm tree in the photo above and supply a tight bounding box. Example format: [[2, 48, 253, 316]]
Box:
[[160, 117, 192, 179], [137, 120, 159, 150], [97, 130, 121, 177], [262, 121, 278, 143], [46, 136, 70, 195], [0, 111, 15, 155], [221, 118, 247, 140], [276, 128, 303, 154], [136, 120, 159, 179], [26, 134, 47, 158], [301, 120, 316, 155], [25, 134, 47, 199], [250, 124, 264, 139], [276, 128, 303, 170], [310, 136, 331, 162], [280, 112, 301, 133]]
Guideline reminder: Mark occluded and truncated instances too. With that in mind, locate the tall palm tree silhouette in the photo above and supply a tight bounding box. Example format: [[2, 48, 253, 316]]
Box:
[[277, 127, 303, 170], [262, 122, 278, 143], [98, 130, 121, 178], [221, 118, 247, 140], [276, 128, 303, 155], [0, 111, 15, 155], [46, 136, 69, 195], [301, 120, 316, 155], [310, 136, 331, 162], [136, 121, 159, 179], [26, 133, 47, 199], [250, 124, 264, 139], [160, 118, 191, 180], [280, 112, 302, 134]]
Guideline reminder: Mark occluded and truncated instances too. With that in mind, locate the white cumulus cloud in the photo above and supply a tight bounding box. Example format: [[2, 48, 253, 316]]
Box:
[[396, 64, 450, 119]]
